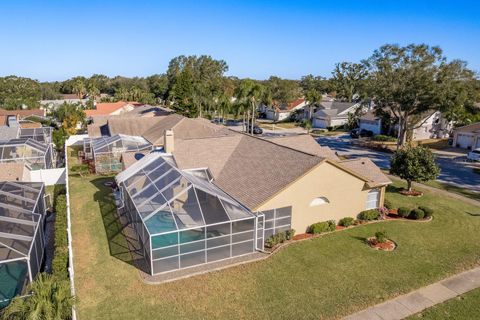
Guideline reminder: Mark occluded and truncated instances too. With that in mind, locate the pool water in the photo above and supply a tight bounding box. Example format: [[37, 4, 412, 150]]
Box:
[[0, 261, 28, 309]]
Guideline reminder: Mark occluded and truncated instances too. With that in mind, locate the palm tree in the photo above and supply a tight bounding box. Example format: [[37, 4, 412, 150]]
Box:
[[87, 83, 100, 101], [305, 89, 322, 120], [72, 80, 86, 99], [2, 273, 75, 320], [235, 80, 264, 135]]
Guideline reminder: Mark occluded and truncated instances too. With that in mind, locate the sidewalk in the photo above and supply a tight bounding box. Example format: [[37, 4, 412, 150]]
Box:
[[343, 266, 480, 320]]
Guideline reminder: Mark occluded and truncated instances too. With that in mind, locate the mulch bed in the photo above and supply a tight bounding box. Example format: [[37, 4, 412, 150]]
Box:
[[367, 237, 396, 251], [399, 189, 423, 197], [292, 233, 313, 241]]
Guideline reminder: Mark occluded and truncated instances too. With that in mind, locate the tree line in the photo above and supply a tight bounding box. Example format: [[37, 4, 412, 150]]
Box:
[[1, 44, 479, 143]]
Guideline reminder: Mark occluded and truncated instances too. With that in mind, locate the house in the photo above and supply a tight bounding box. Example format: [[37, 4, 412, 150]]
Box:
[[84, 101, 144, 118], [264, 98, 306, 121], [452, 122, 480, 149], [0, 181, 46, 308], [312, 101, 360, 128], [359, 110, 452, 140], [106, 115, 391, 275]]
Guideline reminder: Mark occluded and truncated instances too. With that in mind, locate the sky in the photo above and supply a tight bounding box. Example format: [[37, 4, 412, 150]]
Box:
[[0, 0, 479, 81]]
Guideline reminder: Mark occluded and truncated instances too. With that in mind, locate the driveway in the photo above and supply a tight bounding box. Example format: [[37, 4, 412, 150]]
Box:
[[316, 134, 480, 192]]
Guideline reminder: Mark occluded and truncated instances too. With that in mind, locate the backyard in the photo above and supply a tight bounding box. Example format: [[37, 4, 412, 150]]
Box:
[[68, 148, 480, 319]]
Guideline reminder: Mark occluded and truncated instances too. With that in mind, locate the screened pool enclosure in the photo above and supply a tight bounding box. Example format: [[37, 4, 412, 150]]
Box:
[[0, 181, 46, 308], [19, 127, 53, 145], [116, 153, 264, 275], [84, 134, 153, 173], [0, 139, 53, 170]]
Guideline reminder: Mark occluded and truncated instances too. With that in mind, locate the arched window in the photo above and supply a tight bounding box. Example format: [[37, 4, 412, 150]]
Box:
[[310, 197, 330, 207]]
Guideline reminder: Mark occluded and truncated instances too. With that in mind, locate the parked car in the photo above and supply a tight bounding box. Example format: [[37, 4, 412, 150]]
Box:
[[467, 148, 480, 161], [245, 123, 263, 134], [350, 128, 373, 138]]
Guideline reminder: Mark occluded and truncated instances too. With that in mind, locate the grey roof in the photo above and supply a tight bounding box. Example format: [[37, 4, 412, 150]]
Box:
[[314, 102, 357, 118], [0, 125, 19, 141], [264, 135, 340, 161]]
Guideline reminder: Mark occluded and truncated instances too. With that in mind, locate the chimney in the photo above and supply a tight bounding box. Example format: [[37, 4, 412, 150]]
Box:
[[164, 129, 174, 153]]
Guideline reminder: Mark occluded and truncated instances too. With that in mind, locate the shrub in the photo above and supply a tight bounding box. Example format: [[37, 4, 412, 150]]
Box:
[[52, 195, 69, 278], [418, 206, 434, 217], [375, 230, 388, 243], [285, 229, 296, 240], [397, 207, 410, 218], [409, 208, 425, 220], [358, 209, 380, 221], [339, 217, 355, 227], [373, 134, 396, 142], [265, 231, 288, 248], [383, 199, 394, 210], [309, 220, 336, 234]]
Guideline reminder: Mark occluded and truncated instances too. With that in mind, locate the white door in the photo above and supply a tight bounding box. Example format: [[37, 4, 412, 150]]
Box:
[[366, 189, 380, 209], [475, 137, 480, 149], [456, 134, 474, 149]]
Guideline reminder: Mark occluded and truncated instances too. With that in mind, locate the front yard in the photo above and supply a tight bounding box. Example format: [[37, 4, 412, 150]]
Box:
[[69, 151, 480, 319]]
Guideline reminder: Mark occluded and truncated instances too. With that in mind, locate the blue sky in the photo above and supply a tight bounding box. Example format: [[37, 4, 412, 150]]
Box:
[[0, 0, 479, 81]]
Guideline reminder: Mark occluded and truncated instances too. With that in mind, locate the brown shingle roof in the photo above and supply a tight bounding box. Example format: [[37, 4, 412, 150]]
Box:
[[337, 158, 391, 187], [174, 133, 324, 209], [264, 135, 340, 161]]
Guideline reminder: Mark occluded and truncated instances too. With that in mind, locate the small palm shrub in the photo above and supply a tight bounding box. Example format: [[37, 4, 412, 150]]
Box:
[[358, 209, 380, 221], [285, 229, 296, 240], [418, 206, 434, 218], [309, 220, 336, 234], [375, 230, 388, 243], [339, 217, 355, 227], [409, 208, 425, 220], [397, 207, 410, 218], [2, 273, 74, 320]]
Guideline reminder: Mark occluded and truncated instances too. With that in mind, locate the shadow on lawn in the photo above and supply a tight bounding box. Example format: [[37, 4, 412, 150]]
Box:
[[91, 177, 150, 274]]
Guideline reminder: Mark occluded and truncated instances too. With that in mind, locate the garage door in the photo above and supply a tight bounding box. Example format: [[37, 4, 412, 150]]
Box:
[[456, 134, 474, 149], [313, 118, 328, 128]]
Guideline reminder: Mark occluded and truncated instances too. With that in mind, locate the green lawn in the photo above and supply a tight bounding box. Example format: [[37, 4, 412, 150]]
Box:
[[423, 180, 480, 202], [407, 288, 480, 320], [69, 152, 480, 319]]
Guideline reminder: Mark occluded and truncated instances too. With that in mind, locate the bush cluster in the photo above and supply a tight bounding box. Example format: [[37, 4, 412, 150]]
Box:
[[397, 207, 410, 218], [265, 229, 295, 248], [409, 208, 425, 220], [372, 134, 397, 142], [358, 209, 380, 221], [418, 206, 434, 218], [309, 220, 336, 234], [52, 195, 69, 278], [339, 217, 355, 227]]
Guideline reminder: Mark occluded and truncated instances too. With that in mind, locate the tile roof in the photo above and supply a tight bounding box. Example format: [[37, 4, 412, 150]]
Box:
[[454, 122, 480, 133], [264, 134, 340, 161], [337, 158, 391, 187], [0, 108, 45, 118], [84, 101, 142, 117]]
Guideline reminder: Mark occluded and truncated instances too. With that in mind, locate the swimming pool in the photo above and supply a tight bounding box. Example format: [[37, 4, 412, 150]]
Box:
[[0, 261, 28, 309]]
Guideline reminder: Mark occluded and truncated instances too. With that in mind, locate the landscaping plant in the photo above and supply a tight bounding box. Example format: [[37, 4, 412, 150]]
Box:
[[390, 146, 440, 192], [409, 208, 425, 220], [397, 207, 411, 218], [285, 229, 296, 240], [358, 209, 380, 221], [338, 217, 355, 227], [374, 230, 388, 244], [309, 220, 336, 234], [418, 206, 434, 218]]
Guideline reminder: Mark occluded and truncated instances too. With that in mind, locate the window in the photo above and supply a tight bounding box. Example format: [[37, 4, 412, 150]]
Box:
[[366, 189, 380, 209], [309, 197, 329, 207]]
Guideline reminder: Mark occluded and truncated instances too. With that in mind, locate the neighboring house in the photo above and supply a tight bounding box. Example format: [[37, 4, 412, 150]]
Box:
[[312, 101, 360, 128], [40, 94, 88, 110], [452, 122, 480, 149], [264, 98, 306, 121], [84, 101, 144, 118], [112, 122, 390, 275], [359, 110, 452, 140]]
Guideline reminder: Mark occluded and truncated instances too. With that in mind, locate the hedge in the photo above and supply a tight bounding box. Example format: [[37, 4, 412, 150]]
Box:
[[397, 207, 410, 218], [372, 135, 397, 142], [309, 220, 336, 234], [418, 206, 434, 217], [409, 208, 425, 220], [52, 195, 69, 278], [358, 209, 380, 221], [339, 217, 355, 227]]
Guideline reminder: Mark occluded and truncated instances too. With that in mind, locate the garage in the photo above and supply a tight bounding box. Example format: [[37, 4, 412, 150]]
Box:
[[313, 118, 328, 128], [456, 133, 474, 149], [476, 138, 480, 149]]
